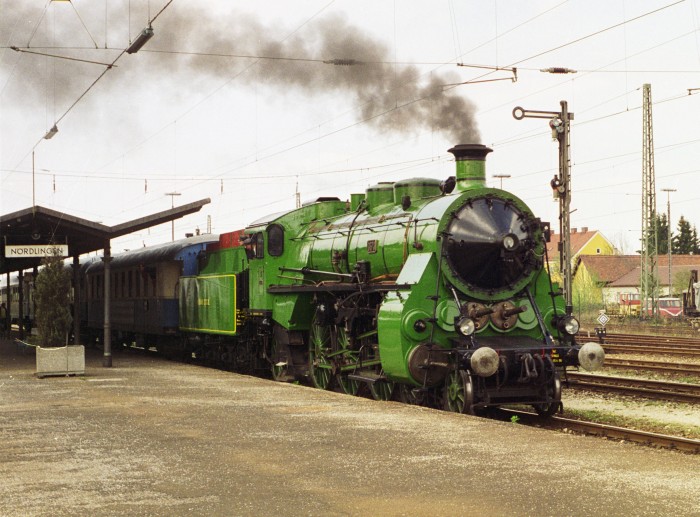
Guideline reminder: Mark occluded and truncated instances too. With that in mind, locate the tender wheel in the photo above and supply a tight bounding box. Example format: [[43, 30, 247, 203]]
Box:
[[309, 316, 334, 390], [444, 370, 475, 415], [270, 337, 290, 382], [369, 379, 394, 401], [533, 373, 562, 417]]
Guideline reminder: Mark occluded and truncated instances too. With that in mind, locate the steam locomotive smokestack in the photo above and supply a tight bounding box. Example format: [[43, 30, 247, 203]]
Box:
[[448, 144, 493, 191]]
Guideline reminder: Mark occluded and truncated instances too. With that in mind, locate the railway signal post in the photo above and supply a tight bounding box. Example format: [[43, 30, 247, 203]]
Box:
[[513, 101, 574, 315]]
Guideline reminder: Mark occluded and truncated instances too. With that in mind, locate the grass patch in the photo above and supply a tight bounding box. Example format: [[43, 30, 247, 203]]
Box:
[[564, 407, 700, 440]]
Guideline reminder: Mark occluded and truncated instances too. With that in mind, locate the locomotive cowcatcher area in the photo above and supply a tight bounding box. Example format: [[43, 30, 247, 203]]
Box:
[[0, 339, 698, 517]]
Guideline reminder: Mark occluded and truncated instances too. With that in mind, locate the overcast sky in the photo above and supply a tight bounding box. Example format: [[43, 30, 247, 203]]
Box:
[[1, 0, 699, 256]]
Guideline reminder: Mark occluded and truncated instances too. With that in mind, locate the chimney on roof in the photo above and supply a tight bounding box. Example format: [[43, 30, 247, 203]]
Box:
[[581, 226, 588, 232], [571, 228, 577, 234]]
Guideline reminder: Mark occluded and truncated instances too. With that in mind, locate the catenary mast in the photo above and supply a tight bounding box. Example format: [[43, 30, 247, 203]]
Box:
[[640, 83, 658, 318]]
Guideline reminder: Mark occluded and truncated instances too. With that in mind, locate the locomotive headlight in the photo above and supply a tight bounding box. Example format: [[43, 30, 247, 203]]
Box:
[[502, 233, 519, 251], [456, 316, 476, 336], [558, 315, 580, 336]]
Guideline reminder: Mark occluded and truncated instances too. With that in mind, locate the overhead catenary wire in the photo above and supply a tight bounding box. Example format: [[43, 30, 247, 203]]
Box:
[[41, 0, 676, 196], [72, 0, 572, 193], [2, 154, 448, 184], [10, 0, 177, 172], [447, 0, 688, 88], [124, 0, 689, 193], [4, 0, 696, 246], [9, 47, 116, 67]]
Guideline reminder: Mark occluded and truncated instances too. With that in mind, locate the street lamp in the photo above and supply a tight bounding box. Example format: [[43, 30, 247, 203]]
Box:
[[661, 188, 676, 295], [493, 174, 511, 189], [165, 192, 181, 241]]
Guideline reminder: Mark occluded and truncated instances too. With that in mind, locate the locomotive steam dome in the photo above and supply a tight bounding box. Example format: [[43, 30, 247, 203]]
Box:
[[441, 144, 543, 300]]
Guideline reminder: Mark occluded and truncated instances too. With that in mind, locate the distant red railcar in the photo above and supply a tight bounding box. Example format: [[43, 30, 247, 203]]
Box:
[[618, 293, 682, 318]]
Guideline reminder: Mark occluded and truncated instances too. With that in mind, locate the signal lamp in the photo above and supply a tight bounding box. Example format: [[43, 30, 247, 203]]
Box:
[[557, 315, 580, 336]]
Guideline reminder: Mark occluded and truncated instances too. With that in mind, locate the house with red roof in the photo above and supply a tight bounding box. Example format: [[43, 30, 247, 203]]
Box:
[[573, 254, 700, 305], [545, 227, 617, 285]]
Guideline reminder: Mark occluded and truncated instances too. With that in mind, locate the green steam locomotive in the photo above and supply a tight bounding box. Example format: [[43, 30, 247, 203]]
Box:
[[178, 144, 604, 415]]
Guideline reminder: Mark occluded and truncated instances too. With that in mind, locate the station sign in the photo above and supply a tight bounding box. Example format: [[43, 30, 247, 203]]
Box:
[[5, 244, 69, 258]]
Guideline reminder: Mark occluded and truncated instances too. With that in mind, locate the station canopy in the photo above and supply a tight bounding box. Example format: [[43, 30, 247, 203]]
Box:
[[0, 199, 211, 275]]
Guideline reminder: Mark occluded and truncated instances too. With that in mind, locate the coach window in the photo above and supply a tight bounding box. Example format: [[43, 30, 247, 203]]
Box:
[[267, 224, 284, 257]]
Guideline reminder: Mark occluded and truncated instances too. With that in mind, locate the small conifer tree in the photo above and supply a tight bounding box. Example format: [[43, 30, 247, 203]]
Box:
[[34, 250, 72, 346]]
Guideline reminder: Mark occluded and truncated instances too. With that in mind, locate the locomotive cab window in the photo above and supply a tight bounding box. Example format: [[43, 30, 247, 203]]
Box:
[[245, 232, 265, 259], [255, 233, 264, 259], [267, 224, 284, 257]]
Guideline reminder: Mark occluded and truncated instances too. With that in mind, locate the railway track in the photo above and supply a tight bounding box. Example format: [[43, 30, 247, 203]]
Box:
[[601, 343, 700, 357], [606, 332, 700, 344], [603, 357, 700, 375], [578, 331, 700, 357], [497, 409, 700, 454], [565, 372, 700, 404], [595, 332, 700, 348]]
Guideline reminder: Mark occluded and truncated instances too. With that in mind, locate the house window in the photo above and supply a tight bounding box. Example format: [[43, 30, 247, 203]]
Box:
[[596, 248, 601, 254]]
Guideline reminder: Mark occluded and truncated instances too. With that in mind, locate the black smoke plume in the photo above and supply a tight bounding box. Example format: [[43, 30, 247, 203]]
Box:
[[2, 5, 480, 142]]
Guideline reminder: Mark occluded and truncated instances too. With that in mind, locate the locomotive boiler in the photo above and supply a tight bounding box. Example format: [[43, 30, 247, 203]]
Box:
[[178, 143, 605, 415]]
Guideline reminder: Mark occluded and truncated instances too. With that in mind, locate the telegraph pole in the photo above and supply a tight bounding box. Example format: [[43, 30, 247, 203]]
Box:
[[165, 192, 181, 241], [661, 188, 676, 295], [493, 174, 511, 189], [513, 101, 574, 315]]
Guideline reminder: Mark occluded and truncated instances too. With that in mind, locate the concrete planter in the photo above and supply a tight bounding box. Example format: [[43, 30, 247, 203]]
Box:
[[36, 345, 85, 378]]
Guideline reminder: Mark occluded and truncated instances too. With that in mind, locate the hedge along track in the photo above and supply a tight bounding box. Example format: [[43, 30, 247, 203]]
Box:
[[496, 409, 700, 454]]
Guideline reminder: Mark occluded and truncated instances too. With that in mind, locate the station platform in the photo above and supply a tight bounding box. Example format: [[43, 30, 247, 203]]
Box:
[[1, 338, 698, 517]]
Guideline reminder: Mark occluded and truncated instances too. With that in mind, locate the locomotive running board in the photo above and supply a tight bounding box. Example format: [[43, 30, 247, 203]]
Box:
[[347, 372, 386, 384], [267, 283, 411, 294]]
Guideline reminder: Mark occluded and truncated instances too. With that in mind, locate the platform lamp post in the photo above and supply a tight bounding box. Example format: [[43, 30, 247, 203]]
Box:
[[165, 192, 181, 241], [661, 188, 676, 295], [493, 174, 511, 189]]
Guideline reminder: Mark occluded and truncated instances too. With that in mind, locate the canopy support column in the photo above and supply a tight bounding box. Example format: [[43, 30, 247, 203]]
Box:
[[102, 242, 112, 367], [72, 255, 81, 346]]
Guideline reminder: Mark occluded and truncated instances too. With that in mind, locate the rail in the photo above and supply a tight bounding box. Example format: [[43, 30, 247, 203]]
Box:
[[565, 372, 700, 404], [497, 409, 700, 454], [604, 357, 700, 375]]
